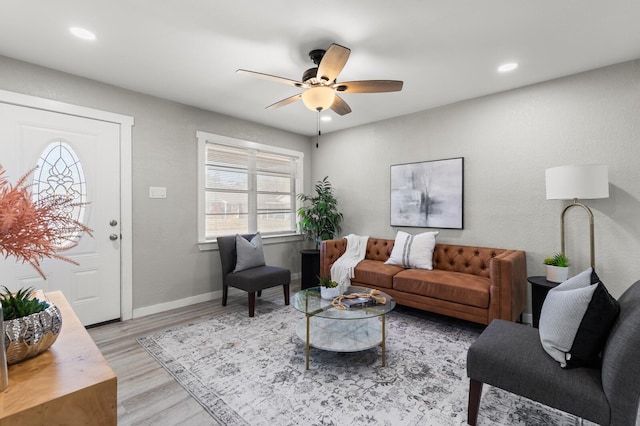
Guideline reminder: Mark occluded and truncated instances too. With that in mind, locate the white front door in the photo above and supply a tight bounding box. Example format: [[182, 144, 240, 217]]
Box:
[[0, 102, 121, 325]]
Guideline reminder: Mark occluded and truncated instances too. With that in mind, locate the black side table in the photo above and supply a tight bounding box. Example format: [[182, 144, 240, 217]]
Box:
[[528, 276, 559, 328], [300, 249, 320, 290]]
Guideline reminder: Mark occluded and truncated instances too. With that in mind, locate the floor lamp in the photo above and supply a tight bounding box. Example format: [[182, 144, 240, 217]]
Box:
[[545, 164, 609, 269]]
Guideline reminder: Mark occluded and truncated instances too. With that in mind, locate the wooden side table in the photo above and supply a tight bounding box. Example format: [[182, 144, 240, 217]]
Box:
[[0, 291, 117, 424], [528, 276, 559, 328]]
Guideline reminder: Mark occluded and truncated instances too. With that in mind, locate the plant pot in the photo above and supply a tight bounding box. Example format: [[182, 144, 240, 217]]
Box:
[[3, 303, 62, 365], [320, 286, 341, 300], [545, 265, 569, 284]]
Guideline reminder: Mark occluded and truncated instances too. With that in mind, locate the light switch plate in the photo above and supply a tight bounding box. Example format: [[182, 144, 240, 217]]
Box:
[[149, 186, 167, 199]]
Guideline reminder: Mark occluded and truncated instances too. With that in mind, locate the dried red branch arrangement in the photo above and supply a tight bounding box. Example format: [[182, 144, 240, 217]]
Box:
[[0, 165, 93, 279]]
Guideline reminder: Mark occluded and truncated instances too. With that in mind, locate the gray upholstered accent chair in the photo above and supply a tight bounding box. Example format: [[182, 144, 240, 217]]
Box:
[[217, 233, 290, 317], [467, 280, 640, 425]]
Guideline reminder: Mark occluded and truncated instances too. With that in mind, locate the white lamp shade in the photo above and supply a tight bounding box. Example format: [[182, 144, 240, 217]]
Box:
[[301, 86, 335, 111], [545, 164, 609, 200]]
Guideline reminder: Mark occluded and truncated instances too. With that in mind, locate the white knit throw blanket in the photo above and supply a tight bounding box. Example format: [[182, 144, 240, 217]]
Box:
[[330, 234, 369, 288]]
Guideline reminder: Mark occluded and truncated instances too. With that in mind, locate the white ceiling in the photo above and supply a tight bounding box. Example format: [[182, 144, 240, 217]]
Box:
[[1, 1, 639, 136]]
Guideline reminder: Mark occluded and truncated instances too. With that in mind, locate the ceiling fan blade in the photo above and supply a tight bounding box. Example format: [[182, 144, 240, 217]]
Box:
[[236, 69, 308, 88], [334, 80, 403, 93], [317, 44, 351, 84], [266, 94, 302, 110], [330, 95, 352, 116]]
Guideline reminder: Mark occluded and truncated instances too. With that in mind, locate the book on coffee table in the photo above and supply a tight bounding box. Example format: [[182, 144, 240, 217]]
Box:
[[340, 297, 377, 308]]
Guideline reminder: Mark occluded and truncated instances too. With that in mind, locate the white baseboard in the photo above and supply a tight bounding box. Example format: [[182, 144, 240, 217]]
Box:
[[132, 272, 301, 319], [132, 290, 222, 319]]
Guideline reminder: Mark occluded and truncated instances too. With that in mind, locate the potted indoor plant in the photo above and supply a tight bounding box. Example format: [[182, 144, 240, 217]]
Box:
[[297, 177, 343, 289], [318, 275, 341, 300], [0, 164, 92, 368], [543, 252, 570, 283], [297, 176, 343, 250], [1, 286, 62, 365]]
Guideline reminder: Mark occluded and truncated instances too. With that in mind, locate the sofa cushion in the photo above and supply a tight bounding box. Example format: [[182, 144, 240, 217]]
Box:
[[393, 269, 491, 308], [432, 245, 501, 279], [365, 238, 395, 262], [352, 259, 405, 289], [385, 231, 438, 270]]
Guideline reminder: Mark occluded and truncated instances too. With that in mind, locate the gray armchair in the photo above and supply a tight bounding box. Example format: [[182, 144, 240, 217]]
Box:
[[217, 234, 290, 317], [466, 280, 640, 425]]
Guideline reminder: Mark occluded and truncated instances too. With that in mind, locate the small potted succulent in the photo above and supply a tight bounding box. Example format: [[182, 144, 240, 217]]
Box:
[[1, 286, 62, 365], [318, 275, 341, 300], [543, 252, 570, 283]]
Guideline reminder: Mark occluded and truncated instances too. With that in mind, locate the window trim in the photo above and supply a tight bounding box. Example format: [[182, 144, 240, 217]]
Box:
[[196, 131, 304, 251]]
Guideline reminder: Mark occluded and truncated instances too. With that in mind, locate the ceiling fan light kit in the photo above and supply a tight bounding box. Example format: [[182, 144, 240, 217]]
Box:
[[237, 43, 403, 116], [301, 86, 335, 111]]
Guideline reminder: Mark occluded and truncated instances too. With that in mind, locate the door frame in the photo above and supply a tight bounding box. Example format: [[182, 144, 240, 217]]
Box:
[[0, 89, 134, 321]]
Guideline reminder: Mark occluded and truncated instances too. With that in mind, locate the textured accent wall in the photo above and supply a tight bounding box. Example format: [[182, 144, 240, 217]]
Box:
[[312, 59, 640, 304], [1, 53, 638, 316]]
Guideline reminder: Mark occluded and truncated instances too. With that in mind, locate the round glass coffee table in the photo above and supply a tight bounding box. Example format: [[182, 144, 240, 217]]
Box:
[[291, 285, 395, 369]]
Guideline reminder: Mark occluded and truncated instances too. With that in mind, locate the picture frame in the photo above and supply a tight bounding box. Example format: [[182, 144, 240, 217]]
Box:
[[390, 157, 464, 229]]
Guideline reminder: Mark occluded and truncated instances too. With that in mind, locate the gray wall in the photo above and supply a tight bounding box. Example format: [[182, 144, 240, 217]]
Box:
[[313, 59, 640, 304], [0, 55, 313, 312], [2, 53, 638, 317]]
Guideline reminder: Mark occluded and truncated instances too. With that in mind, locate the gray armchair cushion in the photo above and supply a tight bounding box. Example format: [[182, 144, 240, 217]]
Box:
[[226, 265, 291, 293], [467, 319, 610, 425], [233, 233, 266, 273]]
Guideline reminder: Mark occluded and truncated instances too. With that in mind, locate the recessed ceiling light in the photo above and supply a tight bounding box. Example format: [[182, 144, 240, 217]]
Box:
[[320, 115, 332, 122], [498, 62, 518, 73], [69, 27, 96, 41]]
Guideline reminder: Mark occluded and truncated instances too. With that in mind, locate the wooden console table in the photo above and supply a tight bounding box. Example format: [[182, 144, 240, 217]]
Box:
[[0, 291, 117, 425]]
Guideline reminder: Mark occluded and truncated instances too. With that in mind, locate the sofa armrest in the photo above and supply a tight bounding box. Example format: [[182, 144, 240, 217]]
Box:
[[320, 239, 347, 278], [488, 250, 527, 322]]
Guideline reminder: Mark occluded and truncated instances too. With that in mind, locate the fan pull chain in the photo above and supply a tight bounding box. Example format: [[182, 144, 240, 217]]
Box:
[[316, 111, 321, 148]]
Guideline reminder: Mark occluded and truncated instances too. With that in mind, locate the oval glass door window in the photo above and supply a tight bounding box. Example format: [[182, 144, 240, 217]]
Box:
[[34, 140, 87, 248]]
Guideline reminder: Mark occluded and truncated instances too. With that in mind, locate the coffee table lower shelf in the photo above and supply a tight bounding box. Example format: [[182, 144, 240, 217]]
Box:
[[295, 315, 387, 369]]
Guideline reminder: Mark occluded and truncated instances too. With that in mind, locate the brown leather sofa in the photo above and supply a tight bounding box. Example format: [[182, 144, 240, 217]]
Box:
[[320, 238, 527, 325]]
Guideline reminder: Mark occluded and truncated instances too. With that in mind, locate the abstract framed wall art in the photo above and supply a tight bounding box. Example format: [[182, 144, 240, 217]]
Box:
[[390, 157, 463, 229]]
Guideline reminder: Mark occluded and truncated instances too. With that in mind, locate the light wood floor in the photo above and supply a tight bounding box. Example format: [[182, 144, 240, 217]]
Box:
[[88, 283, 299, 426]]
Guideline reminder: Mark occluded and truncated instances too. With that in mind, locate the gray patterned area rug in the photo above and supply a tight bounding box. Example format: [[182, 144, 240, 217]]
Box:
[[138, 300, 585, 426]]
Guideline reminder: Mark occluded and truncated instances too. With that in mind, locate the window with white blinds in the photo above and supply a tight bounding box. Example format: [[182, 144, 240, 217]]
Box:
[[197, 131, 303, 242]]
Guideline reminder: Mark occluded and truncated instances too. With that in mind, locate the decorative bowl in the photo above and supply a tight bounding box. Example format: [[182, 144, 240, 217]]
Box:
[[320, 286, 341, 300], [4, 303, 62, 365]]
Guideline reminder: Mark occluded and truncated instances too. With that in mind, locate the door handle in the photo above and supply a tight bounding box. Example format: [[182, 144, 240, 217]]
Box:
[[109, 234, 119, 241]]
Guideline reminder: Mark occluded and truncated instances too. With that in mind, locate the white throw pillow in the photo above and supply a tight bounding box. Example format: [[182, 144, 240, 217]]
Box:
[[233, 233, 266, 273], [384, 231, 438, 270]]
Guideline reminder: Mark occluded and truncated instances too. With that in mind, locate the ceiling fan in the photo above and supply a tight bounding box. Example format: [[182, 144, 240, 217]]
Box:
[[236, 43, 403, 115]]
